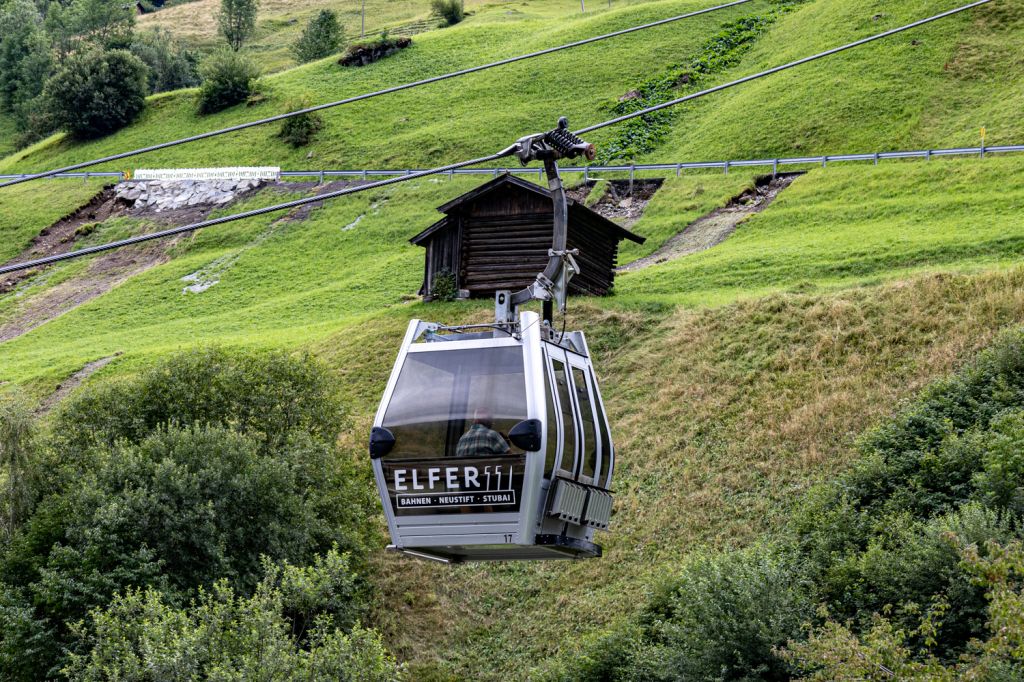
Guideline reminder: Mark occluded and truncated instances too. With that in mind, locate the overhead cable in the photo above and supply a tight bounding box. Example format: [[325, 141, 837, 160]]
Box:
[[0, 0, 755, 190], [0, 146, 517, 276], [575, 0, 993, 134], [0, 0, 994, 276]]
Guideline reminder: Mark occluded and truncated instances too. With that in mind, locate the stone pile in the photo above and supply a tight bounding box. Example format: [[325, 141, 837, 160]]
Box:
[[114, 179, 263, 212]]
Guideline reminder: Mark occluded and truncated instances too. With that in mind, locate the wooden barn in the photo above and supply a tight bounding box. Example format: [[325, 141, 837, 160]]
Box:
[[411, 174, 644, 300]]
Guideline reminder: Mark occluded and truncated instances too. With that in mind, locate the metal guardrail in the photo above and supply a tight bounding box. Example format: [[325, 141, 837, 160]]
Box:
[[2, 144, 1020, 183]]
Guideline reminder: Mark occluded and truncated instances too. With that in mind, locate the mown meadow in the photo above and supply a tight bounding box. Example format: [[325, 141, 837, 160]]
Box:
[[2, 0, 1024, 677]]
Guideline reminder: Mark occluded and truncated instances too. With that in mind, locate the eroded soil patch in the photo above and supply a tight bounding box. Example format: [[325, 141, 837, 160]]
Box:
[[618, 173, 799, 272]]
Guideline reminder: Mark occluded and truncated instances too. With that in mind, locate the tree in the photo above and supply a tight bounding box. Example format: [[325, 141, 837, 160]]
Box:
[[43, 48, 148, 139], [0, 393, 35, 542], [131, 28, 199, 94], [218, 0, 257, 51], [431, 0, 464, 26], [0, 0, 53, 121], [65, 552, 402, 681], [292, 9, 342, 63], [45, 0, 135, 57], [0, 348, 373, 680]]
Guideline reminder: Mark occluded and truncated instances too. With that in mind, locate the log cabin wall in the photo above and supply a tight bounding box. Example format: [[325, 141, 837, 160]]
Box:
[[413, 176, 643, 299]]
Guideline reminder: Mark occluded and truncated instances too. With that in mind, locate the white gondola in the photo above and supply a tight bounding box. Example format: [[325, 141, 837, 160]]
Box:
[[369, 118, 615, 562]]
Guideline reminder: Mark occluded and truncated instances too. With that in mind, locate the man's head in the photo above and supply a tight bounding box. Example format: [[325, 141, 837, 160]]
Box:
[[473, 408, 493, 428]]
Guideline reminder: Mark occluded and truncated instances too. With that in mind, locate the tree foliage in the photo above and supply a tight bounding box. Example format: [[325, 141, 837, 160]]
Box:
[[218, 0, 257, 51], [64, 550, 403, 681], [431, 0, 464, 27], [45, 0, 135, 57], [130, 28, 199, 94], [292, 9, 343, 63], [565, 328, 1024, 679], [0, 0, 52, 122], [42, 48, 149, 139], [196, 49, 260, 114], [0, 348, 377, 681]]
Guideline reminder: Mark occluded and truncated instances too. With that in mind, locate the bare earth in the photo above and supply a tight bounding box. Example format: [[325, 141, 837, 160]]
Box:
[[618, 174, 799, 273]]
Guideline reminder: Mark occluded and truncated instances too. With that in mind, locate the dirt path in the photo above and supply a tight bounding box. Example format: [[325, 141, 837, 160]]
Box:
[[618, 174, 799, 273], [39, 354, 121, 412]]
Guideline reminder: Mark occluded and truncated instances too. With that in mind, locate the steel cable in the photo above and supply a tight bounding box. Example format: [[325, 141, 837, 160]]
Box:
[[0, 146, 517, 276], [0, 0, 755, 190], [0, 0, 995, 277], [575, 0, 993, 134]]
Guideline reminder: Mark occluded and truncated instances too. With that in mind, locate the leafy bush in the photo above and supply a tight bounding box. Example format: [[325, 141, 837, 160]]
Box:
[[277, 96, 323, 147], [196, 49, 260, 114], [218, 0, 257, 50], [0, 0, 53, 119], [292, 9, 343, 63], [431, 0, 464, 27], [43, 48, 148, 139], [65, 550, 403, 681], [429, 268, 458, 302], [566, 545, 813, 681], [0, 348, 375, 681], [131, 28, 199, 94], [572, 328, 1024, 679]]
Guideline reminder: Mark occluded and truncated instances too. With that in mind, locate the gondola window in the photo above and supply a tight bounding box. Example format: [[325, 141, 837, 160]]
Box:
[[381, 346, 528, 459]]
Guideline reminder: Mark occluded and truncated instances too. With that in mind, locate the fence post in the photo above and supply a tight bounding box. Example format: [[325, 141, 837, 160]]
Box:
[[874, 153, 879, 166], [629, 164, 635, 195], [772, 159, 778, 177], [981, 142, 986, 159], [319, 170, 325, 184], [821, 157, 827, 168], [676, 163, 681, 177], [362, 170, 368, 181], [584, 166, 589, 183], [724, 161, 729, 175]]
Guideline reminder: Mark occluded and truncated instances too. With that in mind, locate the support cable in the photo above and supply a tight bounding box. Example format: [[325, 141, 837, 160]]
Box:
[[0, 147, 517, 276], [0, 0, 755, 190], [0, 0, 994, 277], [575, 0, 992, 134]]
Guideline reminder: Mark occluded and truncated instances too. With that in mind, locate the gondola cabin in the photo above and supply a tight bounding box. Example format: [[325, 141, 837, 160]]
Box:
[[369, 311, 614, 562], [411, 174, 644, 300]]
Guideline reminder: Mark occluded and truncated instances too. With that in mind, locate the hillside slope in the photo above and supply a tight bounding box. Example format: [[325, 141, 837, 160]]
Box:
[[1, 0, 1023, 677]]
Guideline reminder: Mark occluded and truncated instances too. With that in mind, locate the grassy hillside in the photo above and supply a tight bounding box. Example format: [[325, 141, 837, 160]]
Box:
[[139, 0, 500, 74], [1, 0, 1023, 676], [4, 0, 1018, 180]]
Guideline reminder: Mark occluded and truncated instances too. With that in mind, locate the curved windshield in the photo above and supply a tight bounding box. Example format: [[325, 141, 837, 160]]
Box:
[[382, 345, 528, 459]]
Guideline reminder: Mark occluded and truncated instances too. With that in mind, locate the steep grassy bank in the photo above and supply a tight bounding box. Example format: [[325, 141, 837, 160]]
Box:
[[4, 0, 1017, 179], [325, 267, 1024, 678]]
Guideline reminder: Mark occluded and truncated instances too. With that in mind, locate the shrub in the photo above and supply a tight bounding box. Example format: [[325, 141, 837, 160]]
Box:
[[43, 48, 148, 139], [292, 9, 343, 63], [0, 348, 374, 680], [277, 96, 323, 147], [0, 0, 53, 119], [65, 552, 402, 681], [218, 0, 257, 50], [131, 28, 199, 94], [570, 544, 813, 681], [196, 49, 260, 114], [431, 0, 464, 26], [429, 268, 457, 301]]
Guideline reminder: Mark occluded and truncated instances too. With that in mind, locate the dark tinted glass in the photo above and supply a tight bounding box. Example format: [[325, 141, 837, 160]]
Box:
[[542, 358, 559, 477], [382, 346, 527, 459], [573, 367, 597, 480], [590, 369, 613, 489], [552, 359, 576, 476]]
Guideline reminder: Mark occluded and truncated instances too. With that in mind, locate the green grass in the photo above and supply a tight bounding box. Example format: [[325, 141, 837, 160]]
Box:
[[0, 0, 785, 175], [1, 0, 1023, 676], [615, 155, 1024, 306], [0, 179, 108, 263], [644, 0, 1024, 161]]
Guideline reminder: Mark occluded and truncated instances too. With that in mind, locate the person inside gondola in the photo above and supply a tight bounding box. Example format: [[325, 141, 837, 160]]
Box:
[[456, 408, 510, 457]]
